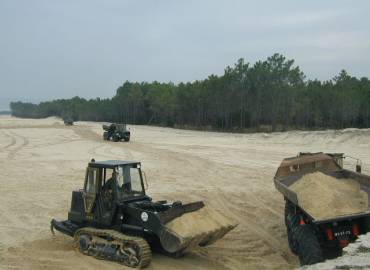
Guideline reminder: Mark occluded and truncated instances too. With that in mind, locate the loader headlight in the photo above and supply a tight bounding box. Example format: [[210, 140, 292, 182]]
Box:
[[141, 212, 148, 222]]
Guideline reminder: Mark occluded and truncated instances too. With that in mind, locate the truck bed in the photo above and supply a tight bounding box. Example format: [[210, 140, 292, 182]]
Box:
[[275, 169, 370, 224]]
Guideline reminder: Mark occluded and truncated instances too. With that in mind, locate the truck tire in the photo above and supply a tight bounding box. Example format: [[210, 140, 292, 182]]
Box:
[[112, 134, 119, 142], [103, 132, 108, 140], [287, 227, 299, 255], [322, 246, 342, 260], [295, 224, 323, 266], [284, 200, 299, 254]]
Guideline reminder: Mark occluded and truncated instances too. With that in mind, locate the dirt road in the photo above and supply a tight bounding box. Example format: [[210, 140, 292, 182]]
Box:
[[1, 116, 370, 270]]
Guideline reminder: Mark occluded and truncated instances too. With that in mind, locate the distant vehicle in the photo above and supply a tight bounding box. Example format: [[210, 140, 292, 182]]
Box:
[[274, 152, 370, 266], [63, 117, 74, 126], [103, 123, 130, 142]]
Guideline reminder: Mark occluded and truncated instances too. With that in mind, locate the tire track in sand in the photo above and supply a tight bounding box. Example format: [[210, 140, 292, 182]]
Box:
[[71, 126, 101, 142], [1, 130, 30, 159], [72, 125, 135, 161], [0, 130, 16, 150]]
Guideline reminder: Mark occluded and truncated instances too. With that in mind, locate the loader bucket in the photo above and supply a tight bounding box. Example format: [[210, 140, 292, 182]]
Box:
[[159, 206, 237, 254]]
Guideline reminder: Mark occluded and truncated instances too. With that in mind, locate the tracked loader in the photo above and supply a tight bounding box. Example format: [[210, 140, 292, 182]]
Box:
[[51, 159, 236, 268]]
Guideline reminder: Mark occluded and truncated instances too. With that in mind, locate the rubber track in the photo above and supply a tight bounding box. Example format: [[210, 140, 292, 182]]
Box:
[[74, 227, 152, 268]]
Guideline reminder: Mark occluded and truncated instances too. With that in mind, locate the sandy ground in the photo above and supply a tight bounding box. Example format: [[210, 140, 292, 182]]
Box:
[[1, 115, 370, 270]]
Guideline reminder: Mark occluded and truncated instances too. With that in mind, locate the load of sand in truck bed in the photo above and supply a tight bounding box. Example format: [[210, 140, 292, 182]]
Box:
[[291, 172, 369, 220]]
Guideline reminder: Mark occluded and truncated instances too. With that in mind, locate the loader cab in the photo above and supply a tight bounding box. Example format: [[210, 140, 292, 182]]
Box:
[[68, 160, 146, 225], [85, 160, 146, 202]]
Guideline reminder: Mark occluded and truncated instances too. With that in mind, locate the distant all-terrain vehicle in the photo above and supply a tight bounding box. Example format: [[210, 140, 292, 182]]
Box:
[[51, 159, 236, 268], [274, 152, 370, 266], [103, 123, 130, 142], [63, 117, 74, 126]]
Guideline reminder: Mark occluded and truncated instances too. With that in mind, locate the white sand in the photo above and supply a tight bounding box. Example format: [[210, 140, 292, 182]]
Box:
[[291, 172, 368, 220], [1, 116, 370, 269], [166, 206, 235, 239]]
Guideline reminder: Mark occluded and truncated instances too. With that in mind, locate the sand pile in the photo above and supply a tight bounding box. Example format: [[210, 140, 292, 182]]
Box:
[[165, 206, 236, 239], [291, 172, 368, 220]]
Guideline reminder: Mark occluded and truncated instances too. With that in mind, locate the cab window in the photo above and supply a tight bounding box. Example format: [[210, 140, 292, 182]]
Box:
[[115, 165, 144, 198], [86, 167, 98, 194]]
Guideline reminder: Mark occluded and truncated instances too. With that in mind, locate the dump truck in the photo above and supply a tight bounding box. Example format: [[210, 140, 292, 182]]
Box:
[[103, 123, 130, 142], [274, 152, 370, 266], [51, 159, 236, 268]]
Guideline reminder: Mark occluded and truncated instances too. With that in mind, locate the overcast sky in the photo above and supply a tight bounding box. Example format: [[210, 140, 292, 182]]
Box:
[[0, 0, 369, 110]]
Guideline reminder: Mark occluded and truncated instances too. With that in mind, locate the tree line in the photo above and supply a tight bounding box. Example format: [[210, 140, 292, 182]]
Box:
[[10, 54, 370, 132]]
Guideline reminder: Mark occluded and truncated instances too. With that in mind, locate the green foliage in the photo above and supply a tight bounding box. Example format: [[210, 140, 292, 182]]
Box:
[[10, 54, 370, 131]]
